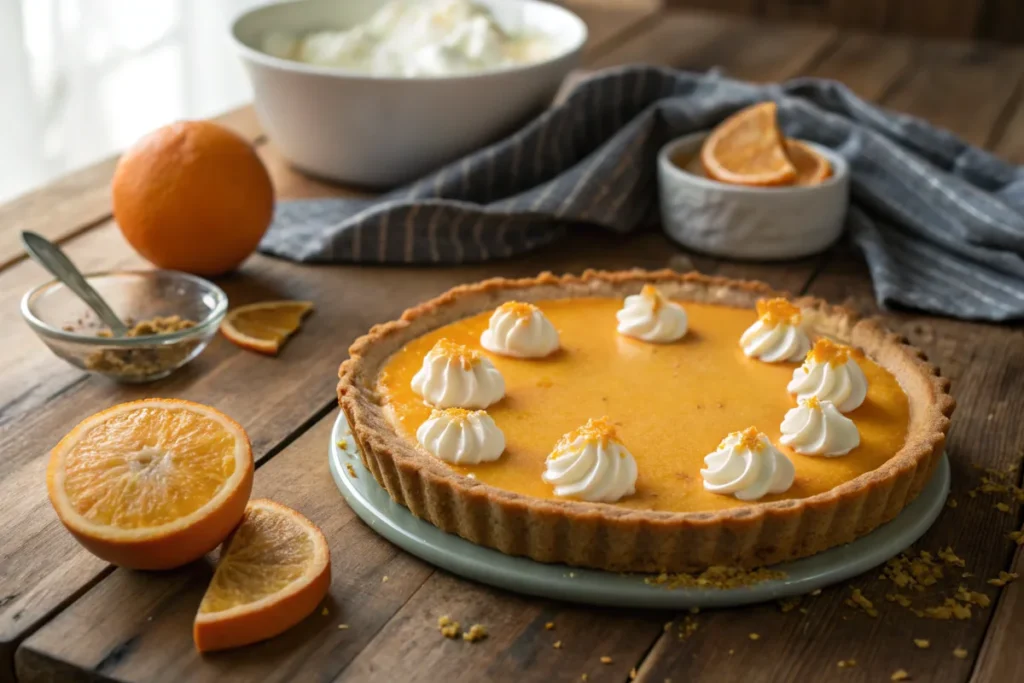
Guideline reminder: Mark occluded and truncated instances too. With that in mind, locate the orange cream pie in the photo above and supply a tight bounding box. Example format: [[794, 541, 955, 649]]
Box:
[[339, 270, 953, 572]]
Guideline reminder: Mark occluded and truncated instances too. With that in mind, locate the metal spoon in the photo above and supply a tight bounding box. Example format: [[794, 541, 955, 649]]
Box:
[[21, 231, 130, 337]]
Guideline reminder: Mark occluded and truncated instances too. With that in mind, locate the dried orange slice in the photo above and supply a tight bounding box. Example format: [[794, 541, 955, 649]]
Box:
[[47, 399, 253, 570], [220, 300, 313, 355], [193, 499, 331, 652], [701, 102, 797, 187], [785, 139, 832, 186]]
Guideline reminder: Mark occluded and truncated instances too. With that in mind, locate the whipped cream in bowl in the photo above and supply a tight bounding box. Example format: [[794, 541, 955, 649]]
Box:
[[411, 338, 505, 409], [616, 285, 688, 343], [542, 417, 637, 503], [701, 427, 795, 501], [780, 397, 860, 457], [260, 0, 559, 78], [480, 301, 560, 358], [740, 298, 811, 363], [416, 408, 506, 464], [789, 338, 868, 413]]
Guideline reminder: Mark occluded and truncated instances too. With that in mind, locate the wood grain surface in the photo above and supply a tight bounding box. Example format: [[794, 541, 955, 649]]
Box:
[[3, 3, 1024, 682]]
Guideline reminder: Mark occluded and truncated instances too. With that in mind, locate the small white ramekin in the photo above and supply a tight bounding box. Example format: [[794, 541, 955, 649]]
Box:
[[657, 132, 850, 260]]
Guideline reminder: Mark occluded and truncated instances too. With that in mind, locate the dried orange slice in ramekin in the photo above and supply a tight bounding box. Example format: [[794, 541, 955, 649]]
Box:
[[701, 102, 797, 187], [785, 139, 832, 186]]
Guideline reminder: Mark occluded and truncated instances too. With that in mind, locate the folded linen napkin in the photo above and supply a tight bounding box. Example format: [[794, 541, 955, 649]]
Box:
[[260, 65, 1024, 321]]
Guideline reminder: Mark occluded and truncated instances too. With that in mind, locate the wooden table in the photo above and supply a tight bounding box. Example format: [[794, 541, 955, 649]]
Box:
[[3, 3, 1024, 681]]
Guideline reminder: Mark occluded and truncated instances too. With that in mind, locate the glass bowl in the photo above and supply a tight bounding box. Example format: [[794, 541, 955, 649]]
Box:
[[21, 270, 228, 383]]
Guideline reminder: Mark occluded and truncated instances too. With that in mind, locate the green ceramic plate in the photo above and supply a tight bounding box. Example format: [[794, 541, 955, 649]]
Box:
[[329, 412, 949, 609]]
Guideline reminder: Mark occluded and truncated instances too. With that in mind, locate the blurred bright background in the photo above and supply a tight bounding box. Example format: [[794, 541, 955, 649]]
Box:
[[0, 0, 267, 203]]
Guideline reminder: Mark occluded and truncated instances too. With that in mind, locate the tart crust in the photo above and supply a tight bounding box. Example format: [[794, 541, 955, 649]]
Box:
[[338, 270, 954, 573]]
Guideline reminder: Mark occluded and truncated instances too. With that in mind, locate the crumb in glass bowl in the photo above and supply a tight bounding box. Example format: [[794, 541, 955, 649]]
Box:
[[83, 316, 198, 380]]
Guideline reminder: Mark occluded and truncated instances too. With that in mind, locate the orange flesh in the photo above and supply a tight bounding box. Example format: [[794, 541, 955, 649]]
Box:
[[198, 505, 313, 614], [378, 299, 910, 512], [61, 407, 238, 528]]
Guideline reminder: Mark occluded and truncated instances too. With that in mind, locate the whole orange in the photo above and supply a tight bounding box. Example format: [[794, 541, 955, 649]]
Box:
[[112, 120, 274, 276]]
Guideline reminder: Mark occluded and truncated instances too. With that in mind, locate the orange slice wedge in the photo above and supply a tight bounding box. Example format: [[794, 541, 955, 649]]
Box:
[[220, 300, 313, 356], [47, 399, 253, 570], [701, 102, 797, 187], [193, 499, 331, 652], [785, 139, 832, 186]]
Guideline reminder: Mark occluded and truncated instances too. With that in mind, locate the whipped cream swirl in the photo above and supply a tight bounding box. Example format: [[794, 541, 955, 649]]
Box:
[[616, 285, 688, 343], [701, 428, 795, 501], [780, 397, 860, 457], [480, 301, 560, 358], [411, 338, 505, 409], [740, 298, 811, 362], [542, 417, 637, 503], [416, 408, 505, 464], [788, 338, 868, 413]]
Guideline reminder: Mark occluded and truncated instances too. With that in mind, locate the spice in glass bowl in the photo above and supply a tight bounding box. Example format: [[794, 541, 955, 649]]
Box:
[[84, 315, 198, 379]]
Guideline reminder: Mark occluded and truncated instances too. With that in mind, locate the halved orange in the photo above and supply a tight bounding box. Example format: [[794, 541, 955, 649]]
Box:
[[785, 139, 832, 186], [193, 499, 331, 652], [47, 399, 253, 570], [701, 102, 797, 187], [220, 300, 313, 356]]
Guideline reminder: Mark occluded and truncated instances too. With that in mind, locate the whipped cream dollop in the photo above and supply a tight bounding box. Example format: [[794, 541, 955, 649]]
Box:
[[701, 427, 795, 501], [261, 0, 556, 78], [616, 285, 688, 343], [416, 408, 505, 464], [779, 397, 860, 457], [542, 417, 637, 503], [788, 338, 868, 413], [480, 301, 559, 358], [411, 338, 505, 409], [740, 298, 811, 363]]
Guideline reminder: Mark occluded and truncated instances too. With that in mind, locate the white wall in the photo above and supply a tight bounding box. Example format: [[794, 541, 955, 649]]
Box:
[[0, 0, 267, 202]]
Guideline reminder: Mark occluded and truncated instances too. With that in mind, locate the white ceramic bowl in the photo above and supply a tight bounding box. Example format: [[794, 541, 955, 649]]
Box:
[[657, 132, 850, 260], [231, 0, 586, 188]]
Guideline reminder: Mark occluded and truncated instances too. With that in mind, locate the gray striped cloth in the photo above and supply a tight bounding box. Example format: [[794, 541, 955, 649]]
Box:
[[260, 65, 1024, 321]]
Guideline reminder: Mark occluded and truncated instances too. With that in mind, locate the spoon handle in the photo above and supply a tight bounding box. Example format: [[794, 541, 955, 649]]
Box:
[[21, 231, 130, 337]]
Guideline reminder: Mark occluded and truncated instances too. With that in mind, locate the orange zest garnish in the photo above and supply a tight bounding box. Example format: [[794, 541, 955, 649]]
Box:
[[496, 301, 539, 319], [47, 399, 254, 570], [700, 102, 797, 187], [430, 408, 478, 422], [193, 499, 331, 652], [801, 396, 822, 410], [808, 338, 851, 366], [430, 338, 481, 370], [641, 285, 665, 312], [756, 298, 801, 327], [552, 417, 618, 457], [220, 300, 313, 356], [786, 139, 832, 186], [734, 426, 766, 452]]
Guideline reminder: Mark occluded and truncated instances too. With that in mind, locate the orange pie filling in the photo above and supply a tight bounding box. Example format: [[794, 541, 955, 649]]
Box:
[[377, 297, 910, 513]]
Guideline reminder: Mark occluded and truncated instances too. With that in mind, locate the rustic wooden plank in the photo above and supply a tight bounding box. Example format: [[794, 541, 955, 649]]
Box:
[[803, 32, 914, 101], [0, 106, 265, 273], [590, 10, 839, 82], [971, 548, 1024, 682], [335, 573, 663, 683], [883, 40, 1024, 148], [986, 85, 1024, 162], [667, 0, 1024, 43], [562, 0, 664, 61], [16, 415, 436, 682]]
